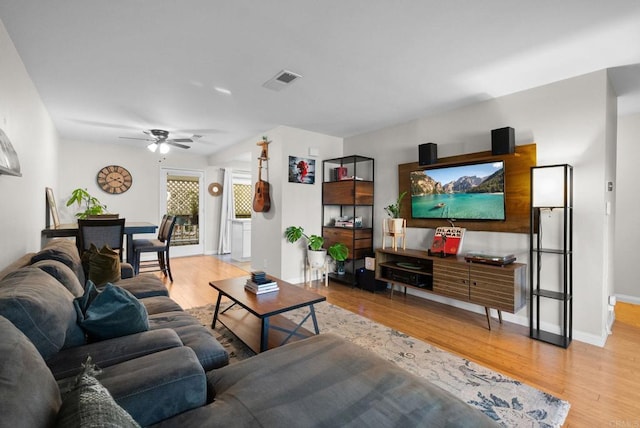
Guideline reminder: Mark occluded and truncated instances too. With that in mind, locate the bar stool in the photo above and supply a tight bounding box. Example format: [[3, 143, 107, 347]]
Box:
[[132, 215, 176, 281]]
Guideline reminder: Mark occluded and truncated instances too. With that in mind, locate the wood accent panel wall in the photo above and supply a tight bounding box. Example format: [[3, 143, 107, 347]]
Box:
[[398, 143, 536, 233]]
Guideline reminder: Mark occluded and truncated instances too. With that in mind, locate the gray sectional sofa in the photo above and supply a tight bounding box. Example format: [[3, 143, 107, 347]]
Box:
[[0, 239, 498, 427]]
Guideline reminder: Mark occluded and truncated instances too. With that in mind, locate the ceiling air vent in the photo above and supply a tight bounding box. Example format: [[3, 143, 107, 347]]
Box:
[[262, 69, 302, 91]]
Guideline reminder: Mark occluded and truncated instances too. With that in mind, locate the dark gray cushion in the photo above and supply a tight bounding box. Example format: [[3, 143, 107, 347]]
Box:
[[46, 328, 184, 380], [0, 267, 85, 359], [0, 316, 61, 428], [56, 357, 141, 428], [32, 239, 85, 285], [31, 259, 84, 297], [74, 281, 149, 341], [152, 334, 498, 427], [98, 346, 207, 426], [149, 311, 229, 370], [115, 274, 169, 298], [141, 295, 184, 314]]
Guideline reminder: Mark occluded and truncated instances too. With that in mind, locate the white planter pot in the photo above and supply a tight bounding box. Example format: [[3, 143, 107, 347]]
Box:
[[307, 249, 327, 268], [387, 218, 405, 233]]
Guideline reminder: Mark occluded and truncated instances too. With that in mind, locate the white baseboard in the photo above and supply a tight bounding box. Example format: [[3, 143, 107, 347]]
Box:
[[615, 294, 640, 305], [404, 287, 608, 347]]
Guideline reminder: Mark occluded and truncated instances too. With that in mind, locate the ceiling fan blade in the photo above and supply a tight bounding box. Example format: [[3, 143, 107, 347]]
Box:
[[170, 138, 194, 143], [167, 141, 191, 149], [119, 136, 154, 141]]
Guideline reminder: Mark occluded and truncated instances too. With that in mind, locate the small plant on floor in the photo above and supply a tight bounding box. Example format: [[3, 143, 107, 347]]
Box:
[[328, 243, 349, 275]]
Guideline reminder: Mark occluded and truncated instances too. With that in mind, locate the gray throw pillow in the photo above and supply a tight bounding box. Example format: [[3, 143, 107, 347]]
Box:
[[32, 239, 86, 285], [0, 316, 62, 427], [31, 259, 84, 297], [74, 281, 149, 341], [0, 267, 86, 358], [56, 357, 140, 428]]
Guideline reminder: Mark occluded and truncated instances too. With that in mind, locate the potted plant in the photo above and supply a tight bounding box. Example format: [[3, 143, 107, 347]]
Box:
[[66, 188, 109, 219], [328, 242, 349, 275], [384, 191, 407, 232], [284, 226, 326, 268]]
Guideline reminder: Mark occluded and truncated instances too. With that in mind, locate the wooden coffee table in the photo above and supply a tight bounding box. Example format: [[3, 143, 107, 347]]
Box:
[[210, 276, 326, 353]]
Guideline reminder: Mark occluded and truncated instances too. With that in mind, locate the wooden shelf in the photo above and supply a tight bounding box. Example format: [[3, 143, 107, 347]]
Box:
[[375, 248, 527, 322], [322, 155, 375, 286], [218, 308, 314, 354]]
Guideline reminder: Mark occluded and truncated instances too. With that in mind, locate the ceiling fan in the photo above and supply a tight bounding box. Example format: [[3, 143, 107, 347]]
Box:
[[120, 129, 193, 153]]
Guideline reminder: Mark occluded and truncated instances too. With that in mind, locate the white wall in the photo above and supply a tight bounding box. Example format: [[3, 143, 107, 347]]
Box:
[[345, 70, 614, 346], [208, 126, 342, 281], [615, 112, 640, 303], [57, 139, 212, 246], [0, 19, 59, 268]]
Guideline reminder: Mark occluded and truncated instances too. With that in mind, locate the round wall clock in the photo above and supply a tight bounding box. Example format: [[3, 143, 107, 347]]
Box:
[[97, 165, 133, 194], [208, 182, 223, 196]]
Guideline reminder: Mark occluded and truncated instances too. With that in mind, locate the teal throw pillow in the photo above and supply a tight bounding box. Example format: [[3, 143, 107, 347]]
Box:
[[74, 281, 149, 341]]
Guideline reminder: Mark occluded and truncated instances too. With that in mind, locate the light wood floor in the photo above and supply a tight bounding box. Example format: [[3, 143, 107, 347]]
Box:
[[159, 255, 640, 427]]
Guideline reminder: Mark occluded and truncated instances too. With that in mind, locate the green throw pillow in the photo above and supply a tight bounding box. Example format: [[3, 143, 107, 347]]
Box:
[[74, 281, 149, 341], [83, 244, 121, 287], [56, 357, 140, 428]]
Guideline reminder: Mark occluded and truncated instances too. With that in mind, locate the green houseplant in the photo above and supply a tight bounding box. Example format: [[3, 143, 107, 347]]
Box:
[[384, 191, 407, 233], [285, 226, 326, 268], [328, 242, 349, 275], [384, 191, 407, 218], [66, 188, 108, 219]]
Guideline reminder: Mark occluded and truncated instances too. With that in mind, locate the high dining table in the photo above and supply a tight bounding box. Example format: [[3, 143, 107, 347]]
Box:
[[41, 221, 157, 264]]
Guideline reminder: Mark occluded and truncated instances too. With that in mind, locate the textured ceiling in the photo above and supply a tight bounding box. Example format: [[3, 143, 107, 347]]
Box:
[[1, 1, 639, 156]]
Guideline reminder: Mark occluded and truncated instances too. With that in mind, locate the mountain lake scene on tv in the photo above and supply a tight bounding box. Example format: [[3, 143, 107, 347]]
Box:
[[410, 161, 505, 220]]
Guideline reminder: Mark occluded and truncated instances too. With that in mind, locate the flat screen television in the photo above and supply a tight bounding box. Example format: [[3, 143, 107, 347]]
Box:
[[410, 160, 505, 221]]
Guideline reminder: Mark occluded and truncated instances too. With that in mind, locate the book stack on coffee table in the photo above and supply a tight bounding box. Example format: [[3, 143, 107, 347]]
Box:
[[245, 271, 279, 295]]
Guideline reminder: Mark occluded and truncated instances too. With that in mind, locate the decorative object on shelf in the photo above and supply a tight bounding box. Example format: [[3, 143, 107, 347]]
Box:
[[428, 226, 465, 257], [384, 191, 407, 233], [529, 164, 573, 348], [288, 156, 316, 184], [208, 182, 223, 196], [66, 188, 109, 219], [0, 129, 21, 176], [333, 166, 348, 181], [382, 217, 406, 251], [96, 165, 132, 194], [253, 136, 271, 212], [284, 226, 326, 268], [45, 187, 61, 228], [328, 242, 349, 275]]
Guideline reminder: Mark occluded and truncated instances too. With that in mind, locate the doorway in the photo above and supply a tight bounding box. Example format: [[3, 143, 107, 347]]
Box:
[[159, 168, 204, 257]]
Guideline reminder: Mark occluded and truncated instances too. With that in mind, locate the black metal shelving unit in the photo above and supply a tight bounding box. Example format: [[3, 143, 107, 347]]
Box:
[[322, 155, 374, 286], [529, 164, 573, 348]]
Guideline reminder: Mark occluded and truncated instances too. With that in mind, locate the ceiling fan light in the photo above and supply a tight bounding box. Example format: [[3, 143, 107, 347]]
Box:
[[147, 142, 158, 152], [159, 142, 170, 154]]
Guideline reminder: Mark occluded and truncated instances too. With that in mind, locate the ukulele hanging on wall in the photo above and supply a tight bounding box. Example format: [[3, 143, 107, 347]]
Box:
[[253, 136, 271, 212]]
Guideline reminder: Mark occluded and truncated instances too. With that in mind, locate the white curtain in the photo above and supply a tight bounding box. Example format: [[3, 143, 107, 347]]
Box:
[[217, 168, 235, 254]]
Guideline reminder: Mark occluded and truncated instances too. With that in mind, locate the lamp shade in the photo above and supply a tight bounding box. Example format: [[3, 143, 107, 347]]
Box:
[[159, 143, 170, 154], [531, 165, 570, 208], [147, 142, 158, 152]]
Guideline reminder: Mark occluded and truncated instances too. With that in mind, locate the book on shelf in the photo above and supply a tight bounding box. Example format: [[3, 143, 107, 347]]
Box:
[[429, 227, 466, 255]]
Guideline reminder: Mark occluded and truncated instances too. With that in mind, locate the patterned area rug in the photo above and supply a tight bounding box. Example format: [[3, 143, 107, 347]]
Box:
[[187, 302, 570, 428]]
